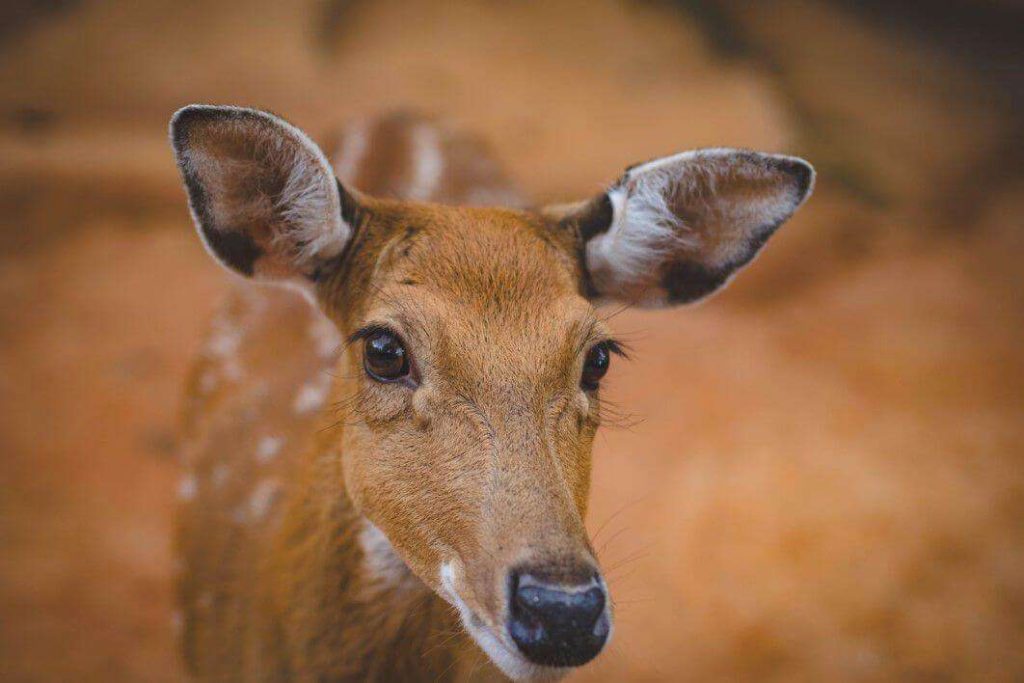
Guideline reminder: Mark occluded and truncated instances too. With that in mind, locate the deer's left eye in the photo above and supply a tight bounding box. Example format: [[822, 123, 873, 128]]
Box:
[[581, 342, 611, 391], [363, 329, 410, 382]]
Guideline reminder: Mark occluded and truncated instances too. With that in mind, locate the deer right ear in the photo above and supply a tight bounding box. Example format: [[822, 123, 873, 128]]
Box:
[[547, 148, 814, 307], [170, 105, 357, 288]]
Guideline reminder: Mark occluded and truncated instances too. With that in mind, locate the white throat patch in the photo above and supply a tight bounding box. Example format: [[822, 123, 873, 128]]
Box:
[[358, 520, 420, 592]]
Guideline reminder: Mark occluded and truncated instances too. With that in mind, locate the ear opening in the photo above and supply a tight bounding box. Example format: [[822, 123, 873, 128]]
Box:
[[170, 105, 354, 286], [553, 148, 814, 307]]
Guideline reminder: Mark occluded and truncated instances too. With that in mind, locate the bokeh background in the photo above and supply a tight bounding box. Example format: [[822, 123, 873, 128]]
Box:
[[1, 0, 1022, 680]]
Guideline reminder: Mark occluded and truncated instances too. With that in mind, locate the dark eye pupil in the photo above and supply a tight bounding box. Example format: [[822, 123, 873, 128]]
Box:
[[364, 331, 409, 381], [581, 343, 610, 390]]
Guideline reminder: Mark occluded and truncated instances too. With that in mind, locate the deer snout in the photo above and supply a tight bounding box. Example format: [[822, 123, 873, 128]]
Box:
[[507, 566, 611, 667]]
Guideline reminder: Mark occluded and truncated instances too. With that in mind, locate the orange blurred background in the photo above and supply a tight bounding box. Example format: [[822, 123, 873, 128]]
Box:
[[1, 0, 1022, 680]]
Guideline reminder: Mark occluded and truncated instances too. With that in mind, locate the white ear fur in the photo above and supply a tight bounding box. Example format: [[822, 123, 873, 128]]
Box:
[[590, 155, 702, 287], [170, 105, 352, 285], [578, 148, 814, 306], [273, 129, 350, 267]]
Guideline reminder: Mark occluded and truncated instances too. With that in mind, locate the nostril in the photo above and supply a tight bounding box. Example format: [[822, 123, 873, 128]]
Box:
[[508, 570, 610, 667]]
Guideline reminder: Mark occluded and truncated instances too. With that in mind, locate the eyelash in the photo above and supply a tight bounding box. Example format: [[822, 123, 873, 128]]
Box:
[[602, 339, 627, 359], [346, 324, 395, 346]]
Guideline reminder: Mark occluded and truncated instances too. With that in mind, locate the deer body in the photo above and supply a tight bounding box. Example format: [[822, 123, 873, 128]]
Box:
[[171, 106, 813, 682]]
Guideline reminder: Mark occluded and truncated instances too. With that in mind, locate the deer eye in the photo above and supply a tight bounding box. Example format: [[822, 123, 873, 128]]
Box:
[[363, 329, 410, 382], [581, 342, 611, 391]]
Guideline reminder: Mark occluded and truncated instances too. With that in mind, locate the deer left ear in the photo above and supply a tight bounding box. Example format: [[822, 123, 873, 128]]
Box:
[[170, 105, 356, 290], [549, 149, 814, 307]]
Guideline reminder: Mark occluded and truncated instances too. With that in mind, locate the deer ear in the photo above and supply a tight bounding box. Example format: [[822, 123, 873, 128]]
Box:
[[170, 105, 357, 288], [550, 149, 814, 307]]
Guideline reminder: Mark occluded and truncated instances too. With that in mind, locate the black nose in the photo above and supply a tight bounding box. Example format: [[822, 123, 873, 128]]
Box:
[[507, 568, 610, 667]]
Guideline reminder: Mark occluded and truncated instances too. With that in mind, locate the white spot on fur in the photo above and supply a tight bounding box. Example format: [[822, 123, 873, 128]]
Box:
[[293, 373, 332, 414], [207, 320, 241, 358], [333, 118, 370, 185], [204, 315, 245, 381], [178, 475, 197, 501], [405, 123, 444, 201], [211, 464, 229, 489], [171, 610, 183, 635], [308, 313, 341, 359], [255, 435, 284, 463], [248, 478, 282, 521]]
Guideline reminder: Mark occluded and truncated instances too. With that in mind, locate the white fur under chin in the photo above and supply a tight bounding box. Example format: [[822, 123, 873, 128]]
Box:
[[438, 562, 569, 683]]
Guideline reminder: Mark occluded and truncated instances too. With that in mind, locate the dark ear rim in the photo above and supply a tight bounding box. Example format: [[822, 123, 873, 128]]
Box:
[[169, 104, 353, 283]]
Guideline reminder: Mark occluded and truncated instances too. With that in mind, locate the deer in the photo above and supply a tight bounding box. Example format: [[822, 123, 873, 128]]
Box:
[[169, 104, 814, 682]]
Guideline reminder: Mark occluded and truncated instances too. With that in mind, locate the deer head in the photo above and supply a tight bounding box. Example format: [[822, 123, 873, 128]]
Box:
[[170, 105, 813, 680]]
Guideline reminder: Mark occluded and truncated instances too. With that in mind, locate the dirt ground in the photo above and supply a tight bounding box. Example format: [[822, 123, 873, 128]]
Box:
[[1, 0, 1022, 680]]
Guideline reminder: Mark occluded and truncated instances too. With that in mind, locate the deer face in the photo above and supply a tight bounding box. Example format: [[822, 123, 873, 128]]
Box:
[[171, 105, 813, 680]]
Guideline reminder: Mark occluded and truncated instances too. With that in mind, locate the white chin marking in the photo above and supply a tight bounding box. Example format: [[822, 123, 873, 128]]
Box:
[[438, 562, 568, 682]]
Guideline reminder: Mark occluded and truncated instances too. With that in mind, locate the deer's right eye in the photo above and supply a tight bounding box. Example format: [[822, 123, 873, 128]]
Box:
[[363, 329, 410, 382], [581, 342, 611, 391]]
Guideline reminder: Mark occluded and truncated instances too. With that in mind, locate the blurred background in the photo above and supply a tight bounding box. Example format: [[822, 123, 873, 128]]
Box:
[[1, 0, 1022, 680]]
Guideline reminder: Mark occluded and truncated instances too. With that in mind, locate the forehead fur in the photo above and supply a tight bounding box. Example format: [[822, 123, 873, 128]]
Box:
[[327, 200, 584, 326]]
